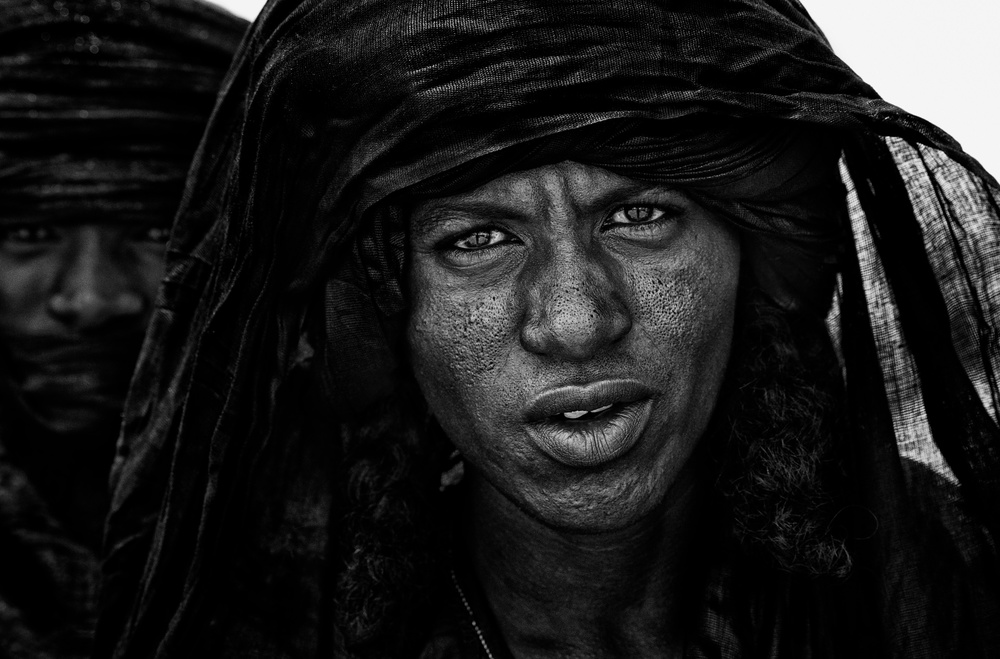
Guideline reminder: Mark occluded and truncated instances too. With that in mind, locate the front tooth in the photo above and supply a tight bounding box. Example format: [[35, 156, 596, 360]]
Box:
[[562, 410, 588, 420], [590, 404, 612, 414]]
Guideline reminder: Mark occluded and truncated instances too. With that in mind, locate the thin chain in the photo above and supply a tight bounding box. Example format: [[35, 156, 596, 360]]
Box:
[[450, 569, 497, 659]]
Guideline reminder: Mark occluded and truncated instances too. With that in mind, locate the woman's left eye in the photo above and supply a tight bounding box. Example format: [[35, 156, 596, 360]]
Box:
[[600, 204, 684, 242], [605, 205, 672, 227], [135, 225, 171, 244]]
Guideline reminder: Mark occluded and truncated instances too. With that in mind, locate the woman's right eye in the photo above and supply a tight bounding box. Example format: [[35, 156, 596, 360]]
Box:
[[435, 227, 520, 267]]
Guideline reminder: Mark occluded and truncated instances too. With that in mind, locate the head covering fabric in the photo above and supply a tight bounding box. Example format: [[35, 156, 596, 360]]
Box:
[[0, 1, 247, 657], [97, 0, 1000, 657], [0, 0, 247, 226]]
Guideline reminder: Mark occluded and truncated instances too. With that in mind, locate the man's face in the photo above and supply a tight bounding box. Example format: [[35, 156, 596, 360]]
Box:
[[0, 221, 169, 434], [407, 161, 741, 532]]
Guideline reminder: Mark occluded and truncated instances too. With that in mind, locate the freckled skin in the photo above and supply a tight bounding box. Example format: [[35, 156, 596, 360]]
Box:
[[407, 161, 740, 531]]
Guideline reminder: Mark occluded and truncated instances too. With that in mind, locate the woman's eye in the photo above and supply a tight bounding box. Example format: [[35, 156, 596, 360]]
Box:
[[601, 204, 684, 242], [452, 228, 510, 251], [136, 225, 171, 244], [436, 227, 520, 267], [0, 225, 58, 245], [606, 205, 671, 227]]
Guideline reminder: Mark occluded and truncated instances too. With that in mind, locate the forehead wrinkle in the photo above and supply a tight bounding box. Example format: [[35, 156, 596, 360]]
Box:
[[538, 165, 579, 225], [545, 163, 686, 219], [408, 204, 458, 238], [409, 200, 521, 239]]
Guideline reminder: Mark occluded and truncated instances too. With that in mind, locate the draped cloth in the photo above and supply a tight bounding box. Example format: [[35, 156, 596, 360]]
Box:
[[0, 1, 246, 656], [97, 0, 1000, 657], [0, 0, 247, 226]]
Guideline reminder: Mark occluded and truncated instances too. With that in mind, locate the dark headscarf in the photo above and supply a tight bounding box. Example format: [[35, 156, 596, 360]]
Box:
[[99, 0, 1000, 657], [0, 0, 246, 225], [0, 1, 247, 656]]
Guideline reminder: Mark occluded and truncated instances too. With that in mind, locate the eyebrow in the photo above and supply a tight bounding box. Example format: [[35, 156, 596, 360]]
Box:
[[409, 181, 685, 237], [409, 201, 521, 238], [581, 182, 684, 213]]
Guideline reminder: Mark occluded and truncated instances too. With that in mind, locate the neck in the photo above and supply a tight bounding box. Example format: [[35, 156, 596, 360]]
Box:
[[462, 468, 706, 658]]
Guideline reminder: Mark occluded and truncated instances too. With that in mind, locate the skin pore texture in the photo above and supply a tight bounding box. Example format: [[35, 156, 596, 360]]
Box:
[[407, 162, 741, 657]]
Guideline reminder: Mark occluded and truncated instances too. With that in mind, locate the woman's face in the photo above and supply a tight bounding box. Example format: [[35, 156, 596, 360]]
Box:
[[407, 161, 740, 531], [0, 221, 169, 434]]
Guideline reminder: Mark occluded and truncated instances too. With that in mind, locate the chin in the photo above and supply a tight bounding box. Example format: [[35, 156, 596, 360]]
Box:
[[506, 452, 690, 533]]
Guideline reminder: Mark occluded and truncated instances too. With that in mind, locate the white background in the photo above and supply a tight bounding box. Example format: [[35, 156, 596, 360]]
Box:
[[207, 0, 1000, 177]]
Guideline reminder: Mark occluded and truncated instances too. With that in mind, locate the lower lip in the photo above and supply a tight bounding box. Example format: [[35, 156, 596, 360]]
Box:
[[20, 371, 129, 397], [525, 399, 654, 468]]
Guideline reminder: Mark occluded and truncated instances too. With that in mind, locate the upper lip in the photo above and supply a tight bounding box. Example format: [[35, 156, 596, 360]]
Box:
[[523, 379, 655, 422]]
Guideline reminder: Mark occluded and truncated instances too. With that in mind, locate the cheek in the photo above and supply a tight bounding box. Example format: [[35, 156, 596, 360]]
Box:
[[130, 246, 167, 305], [633, 263, 737, 358], [407, 271, 517, 429], [0, 257, 55, 333], [629, 234, 740, 425]]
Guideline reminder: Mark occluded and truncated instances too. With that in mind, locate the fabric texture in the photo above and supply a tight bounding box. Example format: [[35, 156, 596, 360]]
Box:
[[95, 0, 1000, 657], [0, 457, 101, 659], [0, 1, 247, 656], [0, 0, 246, 227]]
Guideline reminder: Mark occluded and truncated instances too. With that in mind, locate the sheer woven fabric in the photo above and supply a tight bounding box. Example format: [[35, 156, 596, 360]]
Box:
[[95, 0, 1000, 657], [838, 139, 1000, 481], [840, 140, 1000, 482]]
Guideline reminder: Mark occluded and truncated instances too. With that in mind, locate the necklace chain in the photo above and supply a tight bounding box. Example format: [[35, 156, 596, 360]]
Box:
[[450, 569, 497, 659]]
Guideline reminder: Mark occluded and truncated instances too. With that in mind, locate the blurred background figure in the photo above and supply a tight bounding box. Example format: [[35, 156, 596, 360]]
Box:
[[0, 1, 246, 655]]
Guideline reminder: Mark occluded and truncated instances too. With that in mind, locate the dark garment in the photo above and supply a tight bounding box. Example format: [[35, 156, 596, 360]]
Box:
[[0, 433, 101, 659], [420, 565, 509, 659], [420, 461, 999, 659]]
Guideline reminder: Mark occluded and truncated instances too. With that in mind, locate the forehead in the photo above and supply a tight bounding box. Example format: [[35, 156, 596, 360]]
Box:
[[411, 161, 658, 223], [463, 161, 640, 197]]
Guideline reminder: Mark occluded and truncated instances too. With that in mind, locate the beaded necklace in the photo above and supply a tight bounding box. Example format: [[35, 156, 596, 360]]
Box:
[[450, 569, 497, 659]]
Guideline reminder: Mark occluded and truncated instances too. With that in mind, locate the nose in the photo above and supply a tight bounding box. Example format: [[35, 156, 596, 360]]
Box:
[[519, 244, 632, 360], [47, 228, 144, 331]]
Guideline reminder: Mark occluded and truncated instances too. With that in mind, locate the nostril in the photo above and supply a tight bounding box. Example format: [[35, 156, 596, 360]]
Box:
[[520, 286, 631, 359], [48, 288, 145, 329], [47, 289, 94, 319]]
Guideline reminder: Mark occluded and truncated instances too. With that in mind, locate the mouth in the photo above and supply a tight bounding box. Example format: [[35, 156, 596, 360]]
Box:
[[0, 330, 143, 434], [523, 379, 655, 468]]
